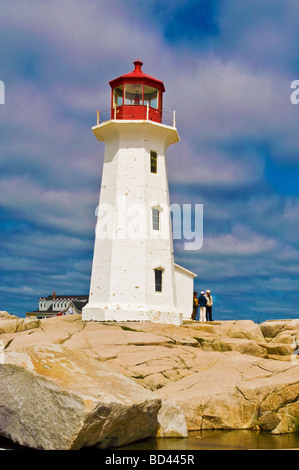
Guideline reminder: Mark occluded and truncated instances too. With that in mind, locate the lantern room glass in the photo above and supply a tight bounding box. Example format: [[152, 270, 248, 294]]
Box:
[[113, 84, 160, 110], [124, 84, 143, 105], [113, 86, 123, 106], [144, 85, 159, 109]]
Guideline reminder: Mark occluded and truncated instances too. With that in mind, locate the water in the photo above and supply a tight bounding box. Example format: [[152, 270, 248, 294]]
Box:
[[1, 430, 299, 450], [116, 430, 299, 451]]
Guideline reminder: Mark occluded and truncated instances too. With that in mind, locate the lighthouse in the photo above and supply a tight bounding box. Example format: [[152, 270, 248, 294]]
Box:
[[82, 60, 196, 326]]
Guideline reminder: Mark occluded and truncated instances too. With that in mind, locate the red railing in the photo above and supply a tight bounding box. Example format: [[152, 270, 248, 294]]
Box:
[[96, 105, 176, 128]]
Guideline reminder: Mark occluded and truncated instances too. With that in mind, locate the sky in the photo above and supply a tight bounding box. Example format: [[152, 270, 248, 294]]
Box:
[[0, 0, 299, 322]]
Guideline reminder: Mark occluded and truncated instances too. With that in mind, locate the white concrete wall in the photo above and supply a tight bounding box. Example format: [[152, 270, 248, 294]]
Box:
[[83, 120, 182, 325], [174, 264, 196, 320]]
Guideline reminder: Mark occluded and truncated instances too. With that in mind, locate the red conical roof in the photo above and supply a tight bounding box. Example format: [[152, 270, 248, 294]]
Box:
[[109, 60, 165, 92]]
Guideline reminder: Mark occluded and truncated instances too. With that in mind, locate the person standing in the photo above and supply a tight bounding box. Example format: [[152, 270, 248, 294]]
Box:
[[198, 291, 207, 321], [192, 292, 198, 320], [205, 290, 213, 321]]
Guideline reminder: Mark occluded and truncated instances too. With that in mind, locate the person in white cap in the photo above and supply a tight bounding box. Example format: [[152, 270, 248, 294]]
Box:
[[205, 290, 213, 321], [198, 291, 207, 321]]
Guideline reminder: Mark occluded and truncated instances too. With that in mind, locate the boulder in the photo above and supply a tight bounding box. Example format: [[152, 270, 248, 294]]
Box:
[[226, 320, 265, 343], [272, 333, 294, 344], [0, 311, 16, 318], [259, 320, 299, 340], [183, 322, 222, 335], [0, 345, 161, 450], [271, 402, 299, 434], [257, 411, 281, 431], [259, 320, 287, 338], [200, 337, 267, 358], [0, 316, 39, 335], [156, 402, 188, 438], [259, 342, 296, 357]]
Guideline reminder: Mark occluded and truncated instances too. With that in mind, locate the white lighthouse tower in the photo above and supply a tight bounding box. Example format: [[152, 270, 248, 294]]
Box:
[[82, 60, 196, 326]]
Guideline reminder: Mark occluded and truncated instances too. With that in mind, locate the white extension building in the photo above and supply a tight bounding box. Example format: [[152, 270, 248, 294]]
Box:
[[82, 60, 196, 325]]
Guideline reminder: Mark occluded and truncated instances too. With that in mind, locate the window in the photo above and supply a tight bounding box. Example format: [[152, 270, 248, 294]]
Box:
[[124, 84, 143, 105], [113, 86, 123, 106], [155, 269, 163, 292], [152, 208, 160, 231], [144, 85, 159, 109], [150, 151, 157, 174]]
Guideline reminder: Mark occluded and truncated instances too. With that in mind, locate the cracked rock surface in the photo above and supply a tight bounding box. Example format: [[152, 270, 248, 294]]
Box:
[[0, 312, 299, 448]]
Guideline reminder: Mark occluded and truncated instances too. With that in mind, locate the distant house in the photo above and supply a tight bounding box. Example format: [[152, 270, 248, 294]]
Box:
[[26, 291, 89, 319]]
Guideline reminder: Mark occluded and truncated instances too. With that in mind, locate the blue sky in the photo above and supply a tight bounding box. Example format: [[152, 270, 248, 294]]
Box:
[[0, 0, 299, 322]]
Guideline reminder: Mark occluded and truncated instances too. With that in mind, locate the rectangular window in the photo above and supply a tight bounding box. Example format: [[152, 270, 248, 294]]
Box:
[[144, 85, 159, 109], [124, 84, 143, 105], [155, 269, 162, 292], [113, 86, 123, 106], [152, 208, 160, 231], [150, 151, 157, 174]]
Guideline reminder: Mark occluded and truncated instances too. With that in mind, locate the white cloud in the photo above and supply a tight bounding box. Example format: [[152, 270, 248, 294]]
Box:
[[0, 176, 97, 235], [283, 199, 299, 222], [169, 142, 265, 186], [202, 224, 277, 255]]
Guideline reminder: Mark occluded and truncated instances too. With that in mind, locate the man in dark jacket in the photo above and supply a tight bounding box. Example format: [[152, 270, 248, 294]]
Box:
[[198, 291, 207, 321], [205, 290, 213, 321]]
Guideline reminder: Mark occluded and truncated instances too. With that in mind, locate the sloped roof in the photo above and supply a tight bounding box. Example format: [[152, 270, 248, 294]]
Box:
[[109, 60, 165, 92], [39, 295, 88, 301]]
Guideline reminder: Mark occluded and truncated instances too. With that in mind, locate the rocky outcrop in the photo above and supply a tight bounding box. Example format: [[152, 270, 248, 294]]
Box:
[[0, 311, 39, 335], [0, 312, 299, 449], [260, 319, 299, 341], [0, 344, 161, 450], [259, 319, 299, 362]]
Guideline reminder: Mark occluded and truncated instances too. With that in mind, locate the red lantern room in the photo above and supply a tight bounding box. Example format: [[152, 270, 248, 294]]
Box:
[[109, 60, 165, 123]]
